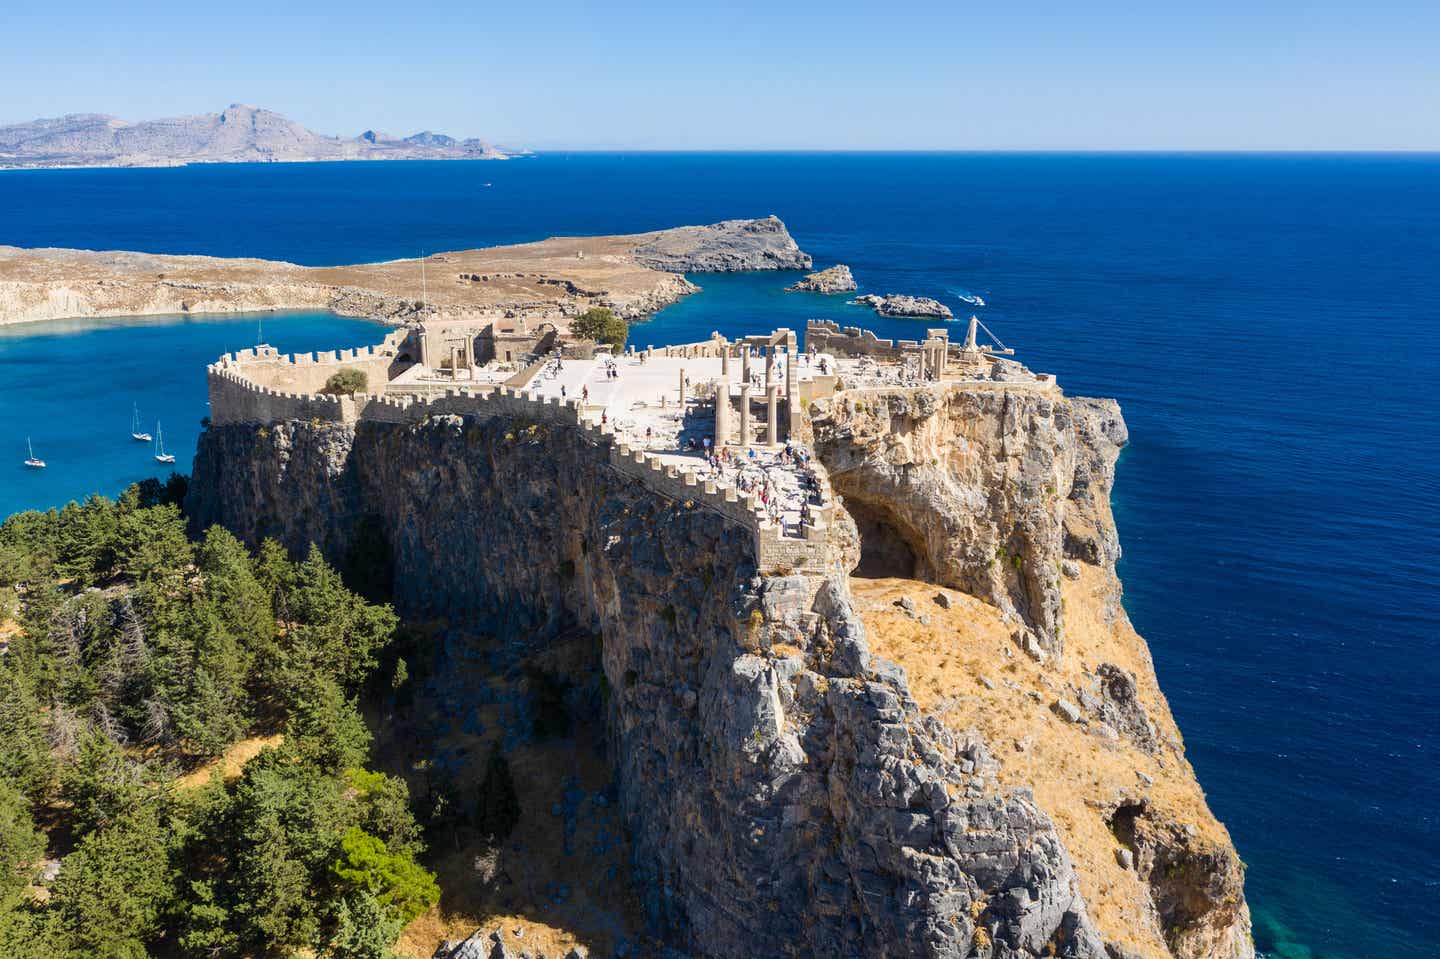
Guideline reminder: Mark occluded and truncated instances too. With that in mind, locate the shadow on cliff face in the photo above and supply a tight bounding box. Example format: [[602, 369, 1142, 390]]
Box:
[[845, 496, 921, 579], [371, 624, 657, 959]]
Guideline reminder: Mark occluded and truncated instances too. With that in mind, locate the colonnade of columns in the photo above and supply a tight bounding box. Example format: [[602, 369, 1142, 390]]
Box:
[[712, 335, 793, 449]]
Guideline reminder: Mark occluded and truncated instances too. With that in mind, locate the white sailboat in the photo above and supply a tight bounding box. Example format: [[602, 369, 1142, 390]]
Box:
[[153, 422, 176, 464], [131, 403, 153, 442], [24, 437, 45, 469]]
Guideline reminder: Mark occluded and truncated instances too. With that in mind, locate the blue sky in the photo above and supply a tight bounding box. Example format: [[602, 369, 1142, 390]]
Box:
[[3, 0, 1437, 150]]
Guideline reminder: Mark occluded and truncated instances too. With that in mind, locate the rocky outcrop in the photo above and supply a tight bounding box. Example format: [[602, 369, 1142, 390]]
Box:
[[188, 413, 1111, 958], [810, 382, 1119, 654], [787, 264, 857, 293], [433, 928, 590, 959], [632, 216, 812, 273], [0, 103, 509, 169], [853, 294, 953, 319]]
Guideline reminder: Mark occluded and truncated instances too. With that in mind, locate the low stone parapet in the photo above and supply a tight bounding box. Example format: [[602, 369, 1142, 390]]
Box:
[[205, 334, 837, 572]]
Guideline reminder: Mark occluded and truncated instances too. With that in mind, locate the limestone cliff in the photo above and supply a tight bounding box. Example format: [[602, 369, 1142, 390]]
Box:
[[808, 387, 1124, 655], [810, 384, 1251, 959], [185, 377, 1249, 958]]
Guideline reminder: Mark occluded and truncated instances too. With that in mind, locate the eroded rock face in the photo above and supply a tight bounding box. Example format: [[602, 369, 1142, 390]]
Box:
[[632, 216, 812, 273], [810, 385, 1123, 653], [189, 414, 1107, 958], [1105, 798, 1252, 959], [787, 264, 857, 293]]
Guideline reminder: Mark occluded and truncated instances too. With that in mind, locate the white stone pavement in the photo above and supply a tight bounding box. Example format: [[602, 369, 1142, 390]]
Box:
[[523, 349, 834, 535]]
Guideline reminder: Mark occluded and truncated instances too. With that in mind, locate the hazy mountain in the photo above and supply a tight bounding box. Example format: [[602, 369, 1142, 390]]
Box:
[[0, 103, 512, 169]]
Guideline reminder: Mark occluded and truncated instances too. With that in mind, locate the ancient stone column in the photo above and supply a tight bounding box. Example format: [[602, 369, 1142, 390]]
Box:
[[739, 384, 752, 448], [714, 380, 730, 445], [721, 345, 729, 376], [742, 345, 752, 385], [679, 368, 687, 407], [766, 385, 779, 446], [785, 344, 802, 439], [765, 345, 774, 389]]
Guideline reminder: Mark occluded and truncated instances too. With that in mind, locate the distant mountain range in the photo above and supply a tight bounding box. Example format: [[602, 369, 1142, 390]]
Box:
[[0, 104, 519, 169]]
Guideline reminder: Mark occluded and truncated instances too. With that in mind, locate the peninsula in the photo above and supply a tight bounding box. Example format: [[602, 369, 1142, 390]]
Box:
[[0, 215, 810, 330], [0, 103, 513, 170], [178, 233, 1253, 958]]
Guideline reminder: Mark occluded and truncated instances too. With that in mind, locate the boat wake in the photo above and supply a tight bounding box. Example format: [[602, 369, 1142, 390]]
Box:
[[948, 288, 986, 307]]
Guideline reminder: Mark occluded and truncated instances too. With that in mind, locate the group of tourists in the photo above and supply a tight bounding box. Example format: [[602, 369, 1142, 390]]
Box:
[[694, 441, 824, 537]]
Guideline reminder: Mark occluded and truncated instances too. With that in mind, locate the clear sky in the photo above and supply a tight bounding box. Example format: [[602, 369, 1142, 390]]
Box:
[[4, 0, 1437, 150]]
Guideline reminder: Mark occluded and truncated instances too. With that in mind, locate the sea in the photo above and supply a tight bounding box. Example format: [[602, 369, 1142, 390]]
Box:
[[1, 154, 1436, 958]]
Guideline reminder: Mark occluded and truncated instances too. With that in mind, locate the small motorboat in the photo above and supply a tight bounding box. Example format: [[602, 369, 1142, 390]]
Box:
[[154, 422, 176, 465], [24, 437, 45, 469], [131, 403, 152, 442]]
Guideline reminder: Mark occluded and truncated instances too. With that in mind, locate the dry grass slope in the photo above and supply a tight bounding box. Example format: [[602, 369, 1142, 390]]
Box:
[[853, 570, 1240, 959]]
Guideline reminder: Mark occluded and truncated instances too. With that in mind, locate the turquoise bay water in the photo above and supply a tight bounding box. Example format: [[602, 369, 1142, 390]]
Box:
[[0, 312, 385, 516], [0, 155, 1436, 958]]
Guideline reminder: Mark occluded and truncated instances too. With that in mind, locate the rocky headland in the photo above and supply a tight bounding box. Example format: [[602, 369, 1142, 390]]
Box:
[[0, 216, 809, 328], [786, 264, 857, 293], [631, 216, 812, 273], [853, 293, 954, 319], [185, 308, 1252, 958], [0, 103, 513, 169]]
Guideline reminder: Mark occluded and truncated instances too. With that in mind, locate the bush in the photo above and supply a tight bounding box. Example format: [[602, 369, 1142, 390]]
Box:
[[570, 307, 628, 349], [321, 368, 369, 396], [329, 826, 439, 924]]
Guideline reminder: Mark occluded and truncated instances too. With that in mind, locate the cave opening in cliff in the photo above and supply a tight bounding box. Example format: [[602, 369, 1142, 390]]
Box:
[[846, 499, 920, 580]]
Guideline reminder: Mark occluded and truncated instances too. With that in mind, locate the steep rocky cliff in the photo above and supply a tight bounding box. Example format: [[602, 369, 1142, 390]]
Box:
[[810, 384, 1251, 959], [189, 413, 1109, 958], [186, 377, 1249, 958]]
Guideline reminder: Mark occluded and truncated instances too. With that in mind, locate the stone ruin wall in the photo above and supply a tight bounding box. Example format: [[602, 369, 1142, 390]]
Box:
[[204, 334, 839, 572], [805, 318, 921, 359]]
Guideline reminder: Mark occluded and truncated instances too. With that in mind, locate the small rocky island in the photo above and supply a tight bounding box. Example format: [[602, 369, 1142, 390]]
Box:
[[786, 263, 857, 293], [853, 292, 954, 318]]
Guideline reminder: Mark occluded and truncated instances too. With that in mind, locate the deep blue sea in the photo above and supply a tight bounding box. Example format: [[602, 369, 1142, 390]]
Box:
[[1, 155, 1436, 958]]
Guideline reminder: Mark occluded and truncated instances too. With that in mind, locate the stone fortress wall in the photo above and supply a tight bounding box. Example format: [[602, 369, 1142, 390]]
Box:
[[206, 331, 839, 571]]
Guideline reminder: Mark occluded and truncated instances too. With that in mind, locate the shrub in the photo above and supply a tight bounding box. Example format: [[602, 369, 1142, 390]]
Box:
[[329, 826, 439, 924], [321, 368, 369, 396], [570, 307, 628, 349]]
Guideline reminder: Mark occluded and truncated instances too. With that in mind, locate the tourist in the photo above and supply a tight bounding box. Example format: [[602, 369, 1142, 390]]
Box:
[[582, 386, 589, 402]]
